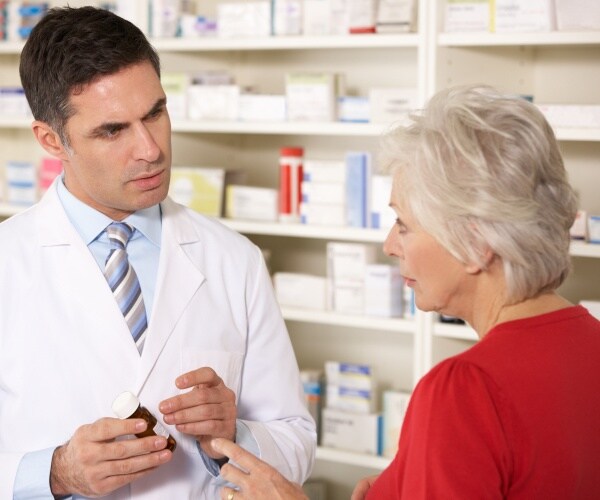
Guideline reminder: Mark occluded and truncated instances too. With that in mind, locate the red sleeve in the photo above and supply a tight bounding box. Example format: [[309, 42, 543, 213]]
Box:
[[367, 359, 514, 499]]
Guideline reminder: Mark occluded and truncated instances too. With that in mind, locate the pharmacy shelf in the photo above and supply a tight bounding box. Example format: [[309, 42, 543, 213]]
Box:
[[570, 241, 600, 259], [0, 202, 27, 217], [433, 322, 478, 341], [0, 34, 420, 56], [281, 306, 415, 335], [438, 31, 600, 47], [3, 119, 598, 142], [220, 218, 388, 243], [171, 119, 389, 137], [153, 33, 420, 52], [0, 41, 24, 54], [316, 446, 391, 471], [0, 118, 31, 129], [554, 128, 600, 142]]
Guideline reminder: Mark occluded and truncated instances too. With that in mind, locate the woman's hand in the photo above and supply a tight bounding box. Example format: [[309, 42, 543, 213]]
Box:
[[211, 437, 308, 500], [351, 474, 379, 500]]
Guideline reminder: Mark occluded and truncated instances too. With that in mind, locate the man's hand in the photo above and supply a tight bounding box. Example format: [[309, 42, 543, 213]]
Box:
[[159, 367, 236, 459], [50, 417, 173, 497], [212, 438, 308, 500]]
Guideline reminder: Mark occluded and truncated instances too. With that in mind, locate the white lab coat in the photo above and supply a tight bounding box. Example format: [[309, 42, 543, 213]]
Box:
[[0, 182, 316, 499]]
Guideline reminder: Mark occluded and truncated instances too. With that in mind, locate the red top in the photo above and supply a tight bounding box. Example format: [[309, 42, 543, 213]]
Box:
[[367, 306, 600, 499]]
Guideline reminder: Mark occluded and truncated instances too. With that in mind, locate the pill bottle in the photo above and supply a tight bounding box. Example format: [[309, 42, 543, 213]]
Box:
[[112, 391, 177, 452], [279, 146, 304, 223]]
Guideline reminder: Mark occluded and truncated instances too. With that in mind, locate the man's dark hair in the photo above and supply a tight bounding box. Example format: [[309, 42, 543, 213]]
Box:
[[19, 6, 161, 145]]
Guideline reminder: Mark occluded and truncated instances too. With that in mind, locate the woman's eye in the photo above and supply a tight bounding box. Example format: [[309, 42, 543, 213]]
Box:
[[395, 218, 408, 233]]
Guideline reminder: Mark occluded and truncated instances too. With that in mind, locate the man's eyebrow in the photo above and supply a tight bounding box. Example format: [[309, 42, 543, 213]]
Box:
[[142, 97, 167, 120], [88, 97, 167, 137]]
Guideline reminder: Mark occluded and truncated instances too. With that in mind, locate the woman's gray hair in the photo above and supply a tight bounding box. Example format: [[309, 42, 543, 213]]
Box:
[[379, 84, 578, 304]]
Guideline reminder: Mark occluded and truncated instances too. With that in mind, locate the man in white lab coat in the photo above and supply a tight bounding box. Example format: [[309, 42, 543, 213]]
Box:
[[0, 6, 315, 499]]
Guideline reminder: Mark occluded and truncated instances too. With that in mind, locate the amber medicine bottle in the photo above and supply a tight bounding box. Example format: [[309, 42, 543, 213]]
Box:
[[112, 391, 177, 452]]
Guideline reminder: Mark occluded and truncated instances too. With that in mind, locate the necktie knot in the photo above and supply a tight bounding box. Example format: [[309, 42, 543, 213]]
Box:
[[106, 222, 134, 250]]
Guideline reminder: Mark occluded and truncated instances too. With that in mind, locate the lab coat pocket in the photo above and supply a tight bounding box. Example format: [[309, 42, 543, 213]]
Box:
[[180, 350, 244, 399]]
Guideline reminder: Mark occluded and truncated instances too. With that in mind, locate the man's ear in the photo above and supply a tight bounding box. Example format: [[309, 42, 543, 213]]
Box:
[[31, 121, 70, 161]]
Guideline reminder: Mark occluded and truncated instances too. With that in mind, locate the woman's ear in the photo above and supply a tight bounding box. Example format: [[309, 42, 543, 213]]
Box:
[[465, 248, 496, 274], [31, 121, 70, 161]]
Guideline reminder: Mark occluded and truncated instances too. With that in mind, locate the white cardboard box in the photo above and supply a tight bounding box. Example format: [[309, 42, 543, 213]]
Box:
[[327, 242, 376, 282], [555, 0, 600, 31], [273, 273, 328, 310], [321, 408, 382, 455], [365, 264, 404, 318], [382, 390, 411, 458], [225, 185, 278, 221]]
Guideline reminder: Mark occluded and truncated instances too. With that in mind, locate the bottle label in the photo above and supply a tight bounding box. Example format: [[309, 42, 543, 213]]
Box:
[[153, 421, 170, 438]]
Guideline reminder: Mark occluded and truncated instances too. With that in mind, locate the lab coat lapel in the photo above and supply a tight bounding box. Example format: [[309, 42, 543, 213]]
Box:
[[135, 199, 205, 393], [35, 186, 141, 380]]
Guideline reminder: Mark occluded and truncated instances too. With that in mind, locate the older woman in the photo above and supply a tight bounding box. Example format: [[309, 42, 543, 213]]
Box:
[[213, 85, 600, 500]]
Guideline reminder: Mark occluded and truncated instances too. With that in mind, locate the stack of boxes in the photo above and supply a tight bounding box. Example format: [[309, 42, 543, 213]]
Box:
[[301, 159, 347, 227], [2, 157, 62, 206], [321, 361, 381, 456]]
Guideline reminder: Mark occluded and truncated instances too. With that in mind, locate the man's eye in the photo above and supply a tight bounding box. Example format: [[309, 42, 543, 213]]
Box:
[[104, 128, 120, 137], [147, 107, 164, 120]]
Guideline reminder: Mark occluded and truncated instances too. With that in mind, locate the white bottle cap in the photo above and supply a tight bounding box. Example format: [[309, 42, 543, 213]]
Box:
[[112, 391, 140, 419]]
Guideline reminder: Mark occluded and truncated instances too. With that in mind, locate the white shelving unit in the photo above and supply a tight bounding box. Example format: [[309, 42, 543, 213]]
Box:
[[1, 2, 599, 497], [316, 446, 391, 471]]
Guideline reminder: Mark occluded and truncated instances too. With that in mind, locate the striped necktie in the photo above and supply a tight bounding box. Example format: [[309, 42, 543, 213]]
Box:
[[104, 222, 147, 353]]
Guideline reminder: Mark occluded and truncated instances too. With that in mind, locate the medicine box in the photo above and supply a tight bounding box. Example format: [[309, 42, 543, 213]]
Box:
[[238, 94, 286, 122], [321, 408, 382, 456], [0, 87, 31, 118], [170, 166, 243, 217], [345, 151, 371, 228], [338, 96, 370, 123], [187, 85, 240, 121], [493, 0, 555, 33], [331, 281, 365, 314], [161, 73, 189, 121], [300, 203, 346, 226], [225, 185, 279, 222], [272, 0, 302, 35], [286, 72, 343, 123], [217, 2, 272, 38], [554, 0, 600, 31], [325, 361, 374, 390], [444, 0, 492, 33], [326, 385, 376, 414], [273, 272, 328, 311], [365, 264, 404, 318], [370, 174, 395, 230], [303, 160, 346, 184], [303, 0, 332, 35], [5, 161, 36, 205], [369, 87, 418, 125], [588, 216, 600, 244], [300, 369, 323, 436], [382, 390, 411, 458], [327, 242, 376, 283], [376, 0, 418, 34], [302, 181, 346, 205]]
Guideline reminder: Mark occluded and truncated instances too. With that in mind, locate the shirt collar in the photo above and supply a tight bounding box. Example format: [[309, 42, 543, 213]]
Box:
[[56, 176, 162, 246]]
